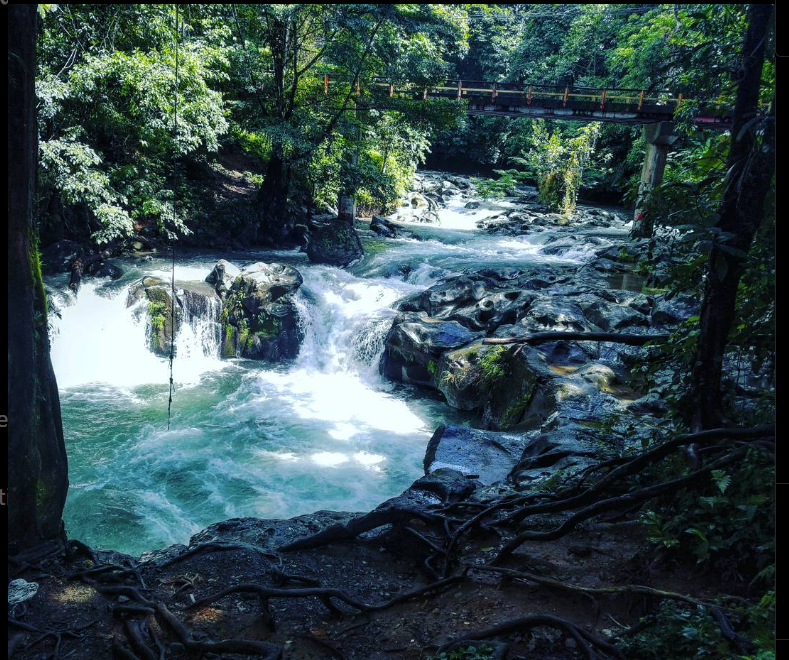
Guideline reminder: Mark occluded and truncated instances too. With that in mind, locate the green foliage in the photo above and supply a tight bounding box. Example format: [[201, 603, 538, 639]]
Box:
[[147, 301, 168, 331], [621, 598, 775, 660], [477, 120, 609, 216], [640, 449, 774, 575], [432, 645, 496, 660], [37, 5, 228, 244]]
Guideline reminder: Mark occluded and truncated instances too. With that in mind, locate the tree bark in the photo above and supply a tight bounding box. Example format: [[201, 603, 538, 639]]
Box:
[[689, 4, 775, 429], [8, 3, 70, 554]]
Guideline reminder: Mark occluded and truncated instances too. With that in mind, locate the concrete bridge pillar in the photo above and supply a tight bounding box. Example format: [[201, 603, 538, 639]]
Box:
[[631, 121, 678, 237]]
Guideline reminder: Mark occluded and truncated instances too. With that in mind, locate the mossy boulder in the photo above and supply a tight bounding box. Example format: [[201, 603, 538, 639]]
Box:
[[380, 312, 483, 387], [304, 214, 364, 267], [144, 286, 181, 357], [435, 343, 546, 431], [220, 262, 303, 361]]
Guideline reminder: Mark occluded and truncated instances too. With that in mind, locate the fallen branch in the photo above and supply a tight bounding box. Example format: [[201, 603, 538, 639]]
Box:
[[483, 331, 669, 346]]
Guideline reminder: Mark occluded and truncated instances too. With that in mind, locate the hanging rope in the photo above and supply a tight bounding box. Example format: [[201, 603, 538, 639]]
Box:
[[167, 4, 180, 430]]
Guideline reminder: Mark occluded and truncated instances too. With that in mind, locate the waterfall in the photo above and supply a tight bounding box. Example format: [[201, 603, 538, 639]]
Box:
[[50, 282, 168, 390], [50, 280, 227, 390]]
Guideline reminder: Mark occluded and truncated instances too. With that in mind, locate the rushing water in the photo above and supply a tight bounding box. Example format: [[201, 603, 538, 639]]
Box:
[[49, 176, 626, 556]]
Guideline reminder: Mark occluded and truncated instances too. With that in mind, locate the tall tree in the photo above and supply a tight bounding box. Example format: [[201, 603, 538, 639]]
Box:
[[8, 4, 69, 553], [689, 4, 775, 429]]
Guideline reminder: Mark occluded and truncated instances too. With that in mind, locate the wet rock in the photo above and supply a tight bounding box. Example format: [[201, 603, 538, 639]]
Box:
[[517, 298, 591, 333], [436, 341, 501, 411], [577, 296, 650, 332], [304, 215, 364, 267], [370, 215, 400, 238], [397, 273, 536, 332], [652, 293, 699, 326], [221, 262, 304, 361], [628, 391, 669, 415], [205, 259, 241, 297], [84, 259, 123, 280], [464, 201, 481, 210], [380, 312, 484, 387], [40, 239, 83, 274], [511, 424, 607, 486], [144, 286, 181, 357], [425, 425, 524, 485]]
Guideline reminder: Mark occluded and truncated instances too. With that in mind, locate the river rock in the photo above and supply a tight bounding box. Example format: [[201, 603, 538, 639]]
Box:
[[144, 286, 181, 357], [40, 239, 83, 274], [370, 215, 399, 238], [205, 259, 241, 297], [424, 425, 524, 485], [651, 293, 699, 326], [304, 214, 364, 267], [380, 312, 483, 387], [221, 262, 304, 361], [83, 259, 123, 280]]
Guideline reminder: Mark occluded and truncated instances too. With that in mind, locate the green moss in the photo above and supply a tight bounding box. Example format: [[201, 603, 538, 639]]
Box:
[[427, 359, 437, 375], [362, 238, 389, 254], [222, 325, 236, 358], [478, 346, 507, 384], [253, 313, 281, 337], [148, 301, 168, 330], [28, 231, 49, 334], [238, 327, 250, 349]]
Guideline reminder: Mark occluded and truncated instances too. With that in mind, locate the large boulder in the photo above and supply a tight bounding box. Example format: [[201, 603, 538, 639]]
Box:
[[397, 273, 536, 332], [143, 286, 181, 357], [221, 262, 304, 361], [424, 425, 524, 485], [380, 312, 483, 387], [40, 239, 83, 274], [304, 214, 364, 267]]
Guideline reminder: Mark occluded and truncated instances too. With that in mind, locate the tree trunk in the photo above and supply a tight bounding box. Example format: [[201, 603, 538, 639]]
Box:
[[257, 151, 294, 245], [689, 4, 775, 430], [8, 4, 70, 554]]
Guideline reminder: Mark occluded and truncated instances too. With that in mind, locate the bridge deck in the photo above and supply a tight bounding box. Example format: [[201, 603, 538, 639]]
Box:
[[331, 76, 733, 128]]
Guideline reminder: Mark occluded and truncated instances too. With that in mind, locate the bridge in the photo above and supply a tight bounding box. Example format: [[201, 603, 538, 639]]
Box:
[[321, 75, 734, 234], [324, 76, 733, 128]]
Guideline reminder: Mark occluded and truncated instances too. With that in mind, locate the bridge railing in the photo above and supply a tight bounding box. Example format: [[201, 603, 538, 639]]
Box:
[[315, 75, 733, 123], [366, 77, 683, 109]]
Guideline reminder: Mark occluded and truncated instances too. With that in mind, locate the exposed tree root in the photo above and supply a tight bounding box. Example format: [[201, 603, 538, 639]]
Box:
[[438, 614, 624, 660], [8, 616, 100, 660], [494, 445, 749, 564], [279, 505, 445, 552], [467, 565, 725, 611], [439, 426, 773, 574], [155, 603, 281, 659], [185, 573, 465, 621]]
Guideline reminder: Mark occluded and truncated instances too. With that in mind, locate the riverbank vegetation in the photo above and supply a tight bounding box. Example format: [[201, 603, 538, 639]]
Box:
[[9, 4, 775, 660]]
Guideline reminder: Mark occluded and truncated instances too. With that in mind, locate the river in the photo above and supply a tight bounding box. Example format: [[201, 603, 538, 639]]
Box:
[[47, 174, 629, 556]]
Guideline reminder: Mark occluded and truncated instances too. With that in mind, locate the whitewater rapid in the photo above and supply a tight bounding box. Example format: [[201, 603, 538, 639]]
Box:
[[49, 180, 616, 555]]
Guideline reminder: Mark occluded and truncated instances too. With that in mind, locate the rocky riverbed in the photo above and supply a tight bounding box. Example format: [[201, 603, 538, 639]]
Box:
[[23, 170, 769, 660]]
